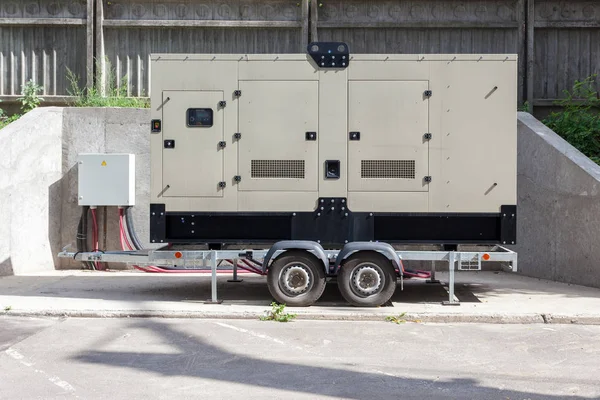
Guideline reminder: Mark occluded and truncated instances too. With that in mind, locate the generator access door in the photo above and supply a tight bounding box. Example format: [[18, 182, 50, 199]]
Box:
[[161, 90, 224, 197], [238, 81, 319, 192], [348, 81, 429, 192]]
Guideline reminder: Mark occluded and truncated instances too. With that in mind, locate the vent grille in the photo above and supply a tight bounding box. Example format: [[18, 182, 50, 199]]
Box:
[[361, 160, 416, 179], [251, 160, 305, 179]]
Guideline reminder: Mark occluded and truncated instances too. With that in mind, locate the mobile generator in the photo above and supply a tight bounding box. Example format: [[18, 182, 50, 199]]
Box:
[[64, 43, 518, 307]]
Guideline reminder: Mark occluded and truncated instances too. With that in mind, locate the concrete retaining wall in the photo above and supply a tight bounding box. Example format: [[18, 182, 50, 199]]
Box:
[[2, 108, 600, 289], [0, 107, 150, 275], [515, 112, 600, 288]]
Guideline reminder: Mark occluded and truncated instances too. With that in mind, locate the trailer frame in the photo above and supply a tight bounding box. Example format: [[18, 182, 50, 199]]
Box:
[[59, 244, 517, 306]]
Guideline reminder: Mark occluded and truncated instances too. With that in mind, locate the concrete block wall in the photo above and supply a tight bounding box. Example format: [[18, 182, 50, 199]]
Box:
[[515, 112, 600, 288]]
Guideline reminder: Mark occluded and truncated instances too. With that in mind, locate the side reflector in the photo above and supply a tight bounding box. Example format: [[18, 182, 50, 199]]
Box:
[[482, 253, 490, 261], [175, 251, 183, 259]]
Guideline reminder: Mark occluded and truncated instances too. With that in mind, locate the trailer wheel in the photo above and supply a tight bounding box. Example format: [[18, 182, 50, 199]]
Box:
[[337, 252, 396, 307], [267, 251, 326, 307]]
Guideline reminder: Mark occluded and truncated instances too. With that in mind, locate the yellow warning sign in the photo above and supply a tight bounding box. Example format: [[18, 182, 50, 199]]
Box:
[[101, 161, 107, 166]]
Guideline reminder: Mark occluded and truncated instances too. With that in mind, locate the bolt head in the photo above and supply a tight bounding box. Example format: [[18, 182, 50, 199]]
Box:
[[345, 213, 348, 217], [191, 222, 195, 225], [331, 199, 335, 203], [344, 240, 348, 244], [331, 207, 335, 211], [191, 230, 195, 234], [152, 212, 156, 216], [292, 213, 296, 216], [369, 213, 373, 217], [317, 213, 321, 217], [160, 240, 163, 243], [320, 206, 324, 210], [160, 212, 164, 216]]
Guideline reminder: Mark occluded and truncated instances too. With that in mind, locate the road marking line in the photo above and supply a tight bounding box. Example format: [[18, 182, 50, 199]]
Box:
[[214, 322, 285, 344], [213, 322, 323, 356], [4, 348, 76, 393]]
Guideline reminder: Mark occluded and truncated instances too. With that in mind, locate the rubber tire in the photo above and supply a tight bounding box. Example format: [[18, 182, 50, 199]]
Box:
[[337, 252, 397, 307], [267, 250, 327, 307]]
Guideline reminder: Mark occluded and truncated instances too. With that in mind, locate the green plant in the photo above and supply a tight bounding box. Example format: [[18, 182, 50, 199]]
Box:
[[67, 58, 149, 108], [385, 313, 421, 324], [19, 80, 44, 113], [3, 306, 11, 312], [543, 75, 600, 164], [385, 313, 407, 324], [260, 302, 297, 322], [518, 101, 530, 112]]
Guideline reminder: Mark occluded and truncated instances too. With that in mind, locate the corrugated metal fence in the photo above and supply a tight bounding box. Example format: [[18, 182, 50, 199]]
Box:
[[1, 0, 599, 111]]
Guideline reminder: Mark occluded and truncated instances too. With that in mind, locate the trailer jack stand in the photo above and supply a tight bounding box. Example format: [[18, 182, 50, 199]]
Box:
[[204, 251, 223, 304], [227, 259, 244, 283], [441, 252, 460, 306]]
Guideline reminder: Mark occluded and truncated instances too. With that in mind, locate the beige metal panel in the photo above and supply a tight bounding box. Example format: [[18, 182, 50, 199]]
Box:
[[161, 90, 223, 197], [426, 61, 444, 215], [150, 59, 239, 212], [238, 192, 317, 212], [151, 54, 308, 62], [348, 192, 429, 213], [318, 69, 348, 198], [431, 60, 518, 213], [239, 59, 318, 81], [348, 80, 429, 192], [238, 80, 319, 192], [348, 61, 428, 81], [349, 54, 518, 62]]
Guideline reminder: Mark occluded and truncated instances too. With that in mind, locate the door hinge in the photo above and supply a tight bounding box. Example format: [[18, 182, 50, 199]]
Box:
[[234, 175, 242, 183], [424, 90, 433, 98], [218, 141, 226, 149], [424, 176, 432, 183], [234, 90, 242, 97], [424, 133, 432, 140], [218, 100, 227, 107]]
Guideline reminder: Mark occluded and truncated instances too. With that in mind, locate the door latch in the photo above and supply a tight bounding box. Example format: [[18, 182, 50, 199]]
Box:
[[349, 131, 360, 141], [218, 141, 226, 149], [305, 132, 317, 141]]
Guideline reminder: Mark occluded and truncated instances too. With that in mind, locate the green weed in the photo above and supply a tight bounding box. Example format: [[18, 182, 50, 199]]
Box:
[[67, 58, 149, 108], [260, 302, 297, 322], [543, 75, 600, 164]]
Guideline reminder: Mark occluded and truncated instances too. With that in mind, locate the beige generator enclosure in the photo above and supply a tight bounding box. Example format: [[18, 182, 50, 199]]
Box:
[[149, 45, 517, 247]]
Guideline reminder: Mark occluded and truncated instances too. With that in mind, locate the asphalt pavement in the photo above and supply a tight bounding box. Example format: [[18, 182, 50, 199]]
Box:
[[1, 316, 600, 399]]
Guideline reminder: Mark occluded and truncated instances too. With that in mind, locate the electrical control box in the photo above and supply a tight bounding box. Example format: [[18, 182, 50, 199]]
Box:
[[149, 44, 517, 246], [78, 153, 135, 206]]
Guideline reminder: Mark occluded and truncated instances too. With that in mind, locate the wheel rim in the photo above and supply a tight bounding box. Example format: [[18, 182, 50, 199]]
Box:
[[278, 263, 313, 297], [350, 263, 384, 298]]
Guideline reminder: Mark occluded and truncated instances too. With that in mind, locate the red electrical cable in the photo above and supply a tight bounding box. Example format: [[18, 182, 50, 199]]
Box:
[[90, 208, 104, 270], [119, 211, 250, 274]]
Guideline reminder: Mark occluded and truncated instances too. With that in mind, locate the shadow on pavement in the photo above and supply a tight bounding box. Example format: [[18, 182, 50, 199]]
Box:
[[71, 319, 590, 400], [0, 274, 482, 306]]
